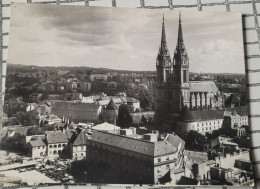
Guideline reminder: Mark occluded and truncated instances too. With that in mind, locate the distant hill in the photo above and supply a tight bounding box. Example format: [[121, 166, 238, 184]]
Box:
[[6, 63, 245, 77]]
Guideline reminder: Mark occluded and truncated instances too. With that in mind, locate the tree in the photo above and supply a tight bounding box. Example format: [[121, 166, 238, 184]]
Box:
[[185, 130, 207, 151], [117, 104, 133, 128], [15, 110, 39, 126], [0, 134, 27, 153], [26, 127, 44, 136]]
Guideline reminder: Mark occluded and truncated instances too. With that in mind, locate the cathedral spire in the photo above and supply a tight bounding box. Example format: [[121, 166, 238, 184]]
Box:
[[176, 12, 186, 53], [156, 14, 172, 83], [160, 14, 168, 52]]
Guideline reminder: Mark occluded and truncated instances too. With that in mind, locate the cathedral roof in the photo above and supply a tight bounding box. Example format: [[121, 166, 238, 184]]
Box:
[[179, 109, 224, 122], [190, 81, 218, 93]]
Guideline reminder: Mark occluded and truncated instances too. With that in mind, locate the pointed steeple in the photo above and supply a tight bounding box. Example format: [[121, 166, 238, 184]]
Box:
[[107, 98, 118, 110], [156, 14, 173, 83], [156, 14, 172, 67], [176, 12, 186, 53], [160, 14, 168, 53]]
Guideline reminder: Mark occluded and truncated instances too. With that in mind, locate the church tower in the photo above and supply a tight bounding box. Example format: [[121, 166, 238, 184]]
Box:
[[172, 13, 190, 110], [156, 15, 173, 83]]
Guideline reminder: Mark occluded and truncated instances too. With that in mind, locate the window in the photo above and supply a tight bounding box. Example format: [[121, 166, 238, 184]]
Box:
[[49, 145, 53, 148], [183, 70, 187, 83], [58, 144, 61, 148], [166, 165, 170, 170], [166, 156, 169, 161], [158, 158, 161, 163]]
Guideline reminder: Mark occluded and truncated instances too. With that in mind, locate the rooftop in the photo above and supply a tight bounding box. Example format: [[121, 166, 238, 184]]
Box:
[[46, 130, 73, 144], [190, 81, 218, 93], [88, 131, 184, 157], [28, 139, 46, 147]]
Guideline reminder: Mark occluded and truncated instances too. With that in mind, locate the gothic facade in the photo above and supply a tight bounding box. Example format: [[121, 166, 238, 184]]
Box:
[[155, 14, 224, 120]]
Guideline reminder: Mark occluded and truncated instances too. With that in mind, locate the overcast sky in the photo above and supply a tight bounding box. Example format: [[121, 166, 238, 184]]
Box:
[[8, 3, 245, 73]]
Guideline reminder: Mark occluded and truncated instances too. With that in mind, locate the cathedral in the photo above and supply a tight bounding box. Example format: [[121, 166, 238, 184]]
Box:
[[155, 13, 224, 121]]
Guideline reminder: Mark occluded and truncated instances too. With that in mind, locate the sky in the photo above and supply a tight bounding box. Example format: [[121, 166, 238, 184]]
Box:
[[8, 3, 245, 73]]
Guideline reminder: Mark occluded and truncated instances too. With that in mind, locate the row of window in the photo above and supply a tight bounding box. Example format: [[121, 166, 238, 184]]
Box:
[[49, 144, 65, 148], [197, 120, 221, 127], [157, 156, 170, 163], [49, 150, 62, 155]]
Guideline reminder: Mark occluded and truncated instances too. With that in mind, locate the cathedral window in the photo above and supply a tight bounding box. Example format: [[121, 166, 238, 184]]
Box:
[[183, 70, 187, 83]]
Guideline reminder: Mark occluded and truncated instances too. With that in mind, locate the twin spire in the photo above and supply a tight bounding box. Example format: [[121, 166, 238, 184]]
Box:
[[159, 12, 186, 57]]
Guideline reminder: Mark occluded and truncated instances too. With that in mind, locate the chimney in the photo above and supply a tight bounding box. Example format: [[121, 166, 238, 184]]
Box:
[[143, 134, 158, 142]]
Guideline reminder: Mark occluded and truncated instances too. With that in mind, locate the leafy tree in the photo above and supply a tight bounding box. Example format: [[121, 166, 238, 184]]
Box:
[[15, 110, 39, 126], [26, 127, 44, 136], [184, 130, 207, 151], [5, 102, 26, 117], [0, 134, 27, 153]]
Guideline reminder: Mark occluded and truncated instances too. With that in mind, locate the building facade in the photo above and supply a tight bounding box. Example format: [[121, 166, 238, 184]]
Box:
[[86, 130, 185, 184], [155, 14, 224, 122]]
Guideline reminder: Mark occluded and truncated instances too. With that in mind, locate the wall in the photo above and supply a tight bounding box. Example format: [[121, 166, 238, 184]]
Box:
[[215, 151, 250, 169], [31, 146, 46, 158]]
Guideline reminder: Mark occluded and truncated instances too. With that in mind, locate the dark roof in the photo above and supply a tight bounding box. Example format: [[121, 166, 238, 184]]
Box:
[[225, 94, 240, 107], [52, 102, 100, 112], [225, 106, 248, 117], [73, 131, 86, 146], [177, 176, 199, 185], [88, 131, 182, 157], [106, 99, 118, 110], [179, 109, 224, 122], [46, 130, 73, 144], [28, 139, 46, 147]]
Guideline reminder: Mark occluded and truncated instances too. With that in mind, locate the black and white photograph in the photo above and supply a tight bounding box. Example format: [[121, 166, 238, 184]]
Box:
[[0, 3, 253, 186]]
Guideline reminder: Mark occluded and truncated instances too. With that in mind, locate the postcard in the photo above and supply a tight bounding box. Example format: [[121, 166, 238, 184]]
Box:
[[0, 3, 252, 186]]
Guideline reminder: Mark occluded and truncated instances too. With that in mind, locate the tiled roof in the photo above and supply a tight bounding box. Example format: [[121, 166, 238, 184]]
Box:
[[179, 109, 224, 122], [106, 99, 118, 110], [73, 131, 86, 146], [46, 130, 73, 144], [225, 106, 248, 117], [29, 139, 46, 147], [52, 102, 100, 112], [14, 126, 35, 136], [166, 133, 185, 151], [88, 131, 181, 157], [190, 81, 218, 93]]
